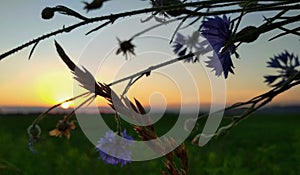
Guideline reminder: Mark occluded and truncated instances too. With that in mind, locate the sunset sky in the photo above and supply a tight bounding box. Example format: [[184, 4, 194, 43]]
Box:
[[0, 0, 299, 110]]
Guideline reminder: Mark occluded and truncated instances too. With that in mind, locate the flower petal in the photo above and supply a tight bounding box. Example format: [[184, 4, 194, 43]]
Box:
[[264, 75, 280, 85], [264, 51, 299, 87], [96, 130, 133, 166], [49, 129, 61, 137]]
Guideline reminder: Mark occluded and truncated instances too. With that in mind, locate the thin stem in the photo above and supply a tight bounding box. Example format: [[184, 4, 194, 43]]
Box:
[[1, 1, 299, 61], [193, 71, 300, 140], [269, 26, 300, 41], [31, 92, 90, 126], [85, 20, 113, 35], [115, 113, 122, 136], [64, 94, 96, 121], [257, 14, 300, 34], [215, 77, 300, 136], [107, 52, 195, 86], [169, 6, 203, 43], [120, 73, 147, 98], [232, 10, 245, 36], [131, 17, 184, 40]]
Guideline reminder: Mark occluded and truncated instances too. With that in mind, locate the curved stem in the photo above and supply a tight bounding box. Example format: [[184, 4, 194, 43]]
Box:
[[193, 70, 300, 141], [258, 14, 300, 34], [130, 17, 184, 40], [64, 94, 96, 121], [107, 52, 195, 86], [1, 1, 299, 61], [31, 92, 90, 127], [216, 78, 300, 137]]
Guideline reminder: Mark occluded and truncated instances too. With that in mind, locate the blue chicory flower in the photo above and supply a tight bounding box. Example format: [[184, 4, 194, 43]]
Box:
[[27, 124, 41, 153], [264, 51, 300, 87], [200, 15, 238, 78], [96, 129, 133, 167], [172, 31, 210, 63]]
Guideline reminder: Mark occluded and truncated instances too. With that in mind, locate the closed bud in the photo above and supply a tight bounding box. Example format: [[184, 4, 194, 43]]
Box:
[[41, 7, 55, 20], [234, 26, 260, 43]]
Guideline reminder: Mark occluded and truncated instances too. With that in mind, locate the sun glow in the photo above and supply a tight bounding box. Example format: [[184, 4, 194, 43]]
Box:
[[35, 69, 74, 106], [60, 101, 72, 109]]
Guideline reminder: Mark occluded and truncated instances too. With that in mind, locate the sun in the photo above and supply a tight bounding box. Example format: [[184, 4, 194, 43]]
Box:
[[60, 101, 72, 109]]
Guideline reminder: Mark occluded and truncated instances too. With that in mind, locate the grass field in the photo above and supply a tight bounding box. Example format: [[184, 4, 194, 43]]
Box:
[[0, 113, 300, 175]]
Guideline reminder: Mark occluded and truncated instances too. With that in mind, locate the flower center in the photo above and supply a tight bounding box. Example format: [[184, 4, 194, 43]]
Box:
[[57, 120, 70, 131]]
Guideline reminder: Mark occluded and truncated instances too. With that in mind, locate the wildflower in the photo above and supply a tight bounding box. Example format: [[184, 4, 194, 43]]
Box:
[[83, 0, 110, 12], [27, 124, 41, 153], [96, 129, 133, 167], [206, 52, 235, 78], [172, 31, 210, 63], [264, 51, 300, 87], [49, 119, 76, 139], [200, 15, 238, 78], [116, 38, 135, 60]]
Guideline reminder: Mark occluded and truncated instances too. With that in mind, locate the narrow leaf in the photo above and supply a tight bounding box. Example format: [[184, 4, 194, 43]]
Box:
[[86, 20, 112, 35], [28, 41, 39, 60], [128, 100, 139, 113], [54, 40, 76, 71], [134, 98, 146, 114]]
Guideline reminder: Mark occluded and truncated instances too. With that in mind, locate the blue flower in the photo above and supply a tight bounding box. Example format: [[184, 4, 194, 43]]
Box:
[[96, 129, 133, 167], [206, 52, 234, 78], [200, 15, 238, 78], [172, 31, 210, 63], [27, 124, 41, 153], [264, 51, 300, 87]]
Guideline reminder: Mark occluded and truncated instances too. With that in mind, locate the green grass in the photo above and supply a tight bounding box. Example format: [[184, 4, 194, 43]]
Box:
[[0, 113, 300, 175]]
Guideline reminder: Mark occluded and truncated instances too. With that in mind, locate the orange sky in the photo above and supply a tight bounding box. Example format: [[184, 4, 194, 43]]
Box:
[[1, 52, 299, 108], [0, 1, 299, 109]]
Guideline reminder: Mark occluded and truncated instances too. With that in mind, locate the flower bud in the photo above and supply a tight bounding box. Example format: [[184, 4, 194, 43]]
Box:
[[234, 26, 260, 43], [27, 124, 41, 138], [41, 7, 55, 20]]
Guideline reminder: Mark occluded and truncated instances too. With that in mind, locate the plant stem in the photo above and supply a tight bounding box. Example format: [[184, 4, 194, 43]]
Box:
[[1, 1, 298, 61], [107, 52, 195, 86]]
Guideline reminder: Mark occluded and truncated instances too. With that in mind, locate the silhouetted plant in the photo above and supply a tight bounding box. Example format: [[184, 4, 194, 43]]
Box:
[[0, 1, 300, 174]]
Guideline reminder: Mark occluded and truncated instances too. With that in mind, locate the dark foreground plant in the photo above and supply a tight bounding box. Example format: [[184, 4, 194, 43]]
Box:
[[0, 1, 299, 174]]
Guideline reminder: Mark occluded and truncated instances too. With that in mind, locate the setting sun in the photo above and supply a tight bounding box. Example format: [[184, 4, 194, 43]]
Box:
[[60, 101, 72, 109]]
